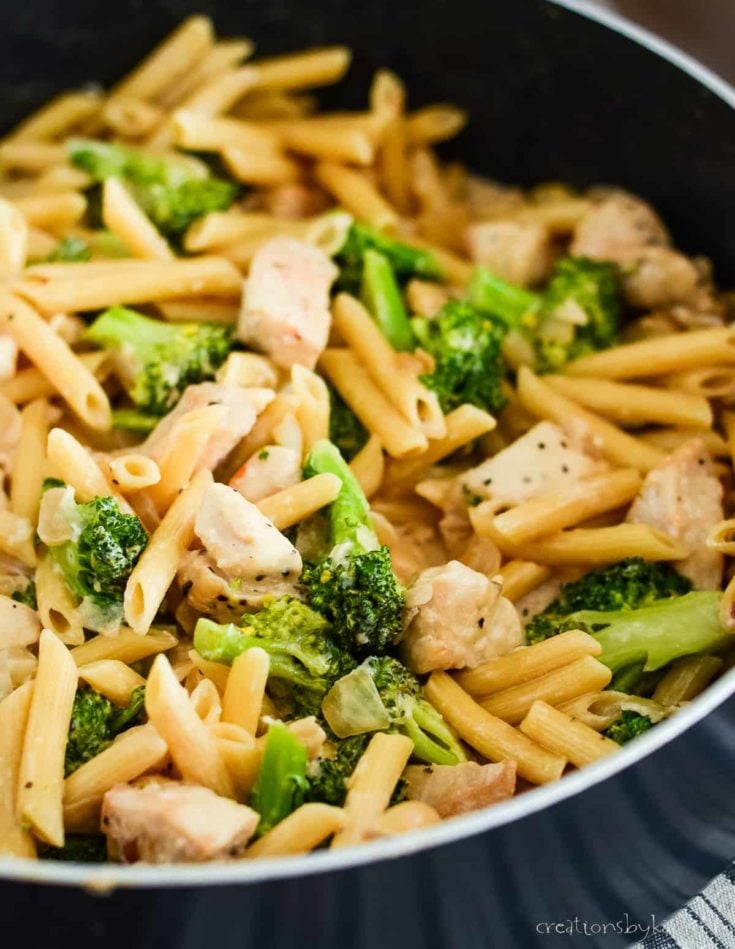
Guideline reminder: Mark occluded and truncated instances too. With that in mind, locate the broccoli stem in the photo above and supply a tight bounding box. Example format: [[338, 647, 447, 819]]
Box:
[[303, 439, 372, 550], [360, 249, 415, 351], [407, 701, 467, 765], [111, 409, 159, 433], [249, 722, 308, 836], [468, 266, 539, 328]]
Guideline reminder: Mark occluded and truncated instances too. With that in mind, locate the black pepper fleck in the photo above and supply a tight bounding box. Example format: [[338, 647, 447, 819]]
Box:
[[255, 574, 265, 582], [478, 617, 485, 629]]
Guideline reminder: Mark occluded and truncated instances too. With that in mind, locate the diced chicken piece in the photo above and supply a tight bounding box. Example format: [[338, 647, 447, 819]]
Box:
[[102, 779, 259, 863], [462, 421, 606, 507], [402, 562, 523, 673], [621, 247, 700, 309], [515, 575, 564, 626], [465, 220, 552, 287], [238, 237, 337, 370], [144, 383, 273, 472], [371, 499, 448, 584], [0, 645, 37, 702], [229, 445, 301, 503], [263, 183, 330, 220], [459, 534, 502, 578], [464, 174, 525, 221], [285, 716, 326, 760], [0, 594, 41, 648], [404, 760, 516, 818], [570, 193, 669, 261], [195, 482, 302, 584], [626, 439, 723, 590]]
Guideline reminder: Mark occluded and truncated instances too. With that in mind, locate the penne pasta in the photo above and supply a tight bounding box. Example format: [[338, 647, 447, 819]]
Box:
[[222, 647, 270, 735], [497, 560, 552, 603], [257, 472, 342, 530], [102, 177, 174, 261], [349, 434, 385, 499], [0, 682, 36, 857], [10, 398, 51, 524], [314, 162, 398, 229], [247, 803, 346, 857], [77, 660, 147, 707], [108, 454, 162, 492], [652, 655, 724, 706], [70, 628, 177, 667]]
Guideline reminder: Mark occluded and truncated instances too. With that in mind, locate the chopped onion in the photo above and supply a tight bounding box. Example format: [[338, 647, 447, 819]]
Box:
[[322, 665, 390, 738]]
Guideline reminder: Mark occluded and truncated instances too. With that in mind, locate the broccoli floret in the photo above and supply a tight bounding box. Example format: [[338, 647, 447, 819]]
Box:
[[111, 408, 160, 434], [328, 385, 368, 462], [603, 710, 654, 745], [68, 139, 238, 239], [250, 722, 309, 836], [194, 597, 353, 715], [412, 300, 507, 413], [87, 306, 233, 415], [45, 235, 91, 263], [305, 734, 369, 806], [64, 685, 148, 777], [469, 256, 620, 372], [527, 559, 692, 645], [10, 579, 36, 610], [300, 439, 404, 657], [42, 834, 107, 862], [336, 222, 441, 293], [45, 493, 147, 626]]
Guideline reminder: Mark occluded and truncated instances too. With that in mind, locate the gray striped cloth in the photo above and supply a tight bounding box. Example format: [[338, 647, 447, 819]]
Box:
[[636, 864, 735, 948]]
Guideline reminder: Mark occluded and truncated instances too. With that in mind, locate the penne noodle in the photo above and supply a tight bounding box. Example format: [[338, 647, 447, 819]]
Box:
[[278, 119, 375, 165], [46, 427, 131, 511], [8, 90, 101, 142], [557, 691, 668, 731], [222, 647, 270, 735], [257, 472, 342, 530], [314, 162, 398, 229], [176, 65, 260, 118], [77, 660, 147, 707], [320, 348, 428, 458], [516, 366, 664, 472], [12, 192, 86, 231], [663, 365, 735, 402], [563, 326, 735, 379], [108, 454, 161, 492], [70, 628, 177, 667], [497, 560, 552, 603], [0, 292, 111, 430], [0, 142, 67, 173], [478, 655, 613, 724], [157, 39, 255, 110], [247, 803, 346, 857], [35, 552, 84, 645], [222, 146, 302, 187], [652, 655, 724, 707], [251, 47, 352, 92], [63, 724, 168, 833], [155, 297, 238, 324], [0, 351, 109, 405], [18, 256, 243, 314], [102, 177, 174, 261], [18, 629, 78, 847], [519, 701, 620, 767], [425, 672, 566, 785], [406, 105, 468, 145], [10, 398, 51, 524], [212, 723, 260, 799], [189, 650, 231, 694], [544, 376, 713, 430], [101, 97, 164, 138], [707, 518, 735, 556], [171, 109, 280, 154], [455, 630, 603, 697], [291, 364, 330, 454], [145, 653, 234, 798], [0, 682, 36, 858], [124, 468, 212, 634], [350, 434, 385, 499], [640, 425, 729, 459]]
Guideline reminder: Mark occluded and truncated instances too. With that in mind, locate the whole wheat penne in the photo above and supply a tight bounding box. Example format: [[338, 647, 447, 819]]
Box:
[[455, 630, 602, 697], [425, 672, 566, 785], [545, 376, 713, 430], [516, 366, 663, 472], [0, 293, 111, 430], [519, 701, 620, 767], [563, 326, 735, 379]]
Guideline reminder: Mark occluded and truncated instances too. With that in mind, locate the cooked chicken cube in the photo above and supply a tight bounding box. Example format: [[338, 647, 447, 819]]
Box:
[[626, 439, 723, 590], [621, 247, 700, 309], [144, 383, 273, 472], [238, 237, 337, 370], [462, 420, 606, 507], [102, 779, 259, 863], [229, 445, 302, 503], [465, 220, 552, 287], [402, 561, 523, 673], [404, 760, 516, 818], [195, 482, 302, 583], [570, 193, 669, 261], [0, 594, 40, 647]]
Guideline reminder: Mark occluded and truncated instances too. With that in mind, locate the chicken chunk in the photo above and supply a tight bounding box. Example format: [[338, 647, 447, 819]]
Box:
[[402, 562, 523, 673], [229, 445, 302, 503], [461, 421, 606, 507], [404, 760, 516, 818], [0, 594, 40, 648], [621, 247, 700, 309], [144, 383, 273, 473], [514, 575, 564, 625], [238, 237, 337, 370], [570, 193, 669, 261], [195, 482, 302, 585], [465, 220, 552, 287], [626, 439, 723, 590], [102, 779, 259, 863]]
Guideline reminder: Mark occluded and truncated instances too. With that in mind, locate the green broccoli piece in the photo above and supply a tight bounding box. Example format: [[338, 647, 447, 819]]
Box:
[[45, 493, 147, 625], [300, 439, 404, 657], [45, 235, 91, 263], [328, 385, 368, 462], [67, 139, 238, 239], [305, 734, 368, 806], [10, 579, 36, 610], [42, 834, 107, 862], [603, 710, 654, 745], [87, 306, 233, 416], [194, 598, 353, 715], [412, 300, 507, 413], [111, 408, 160, 434], [42, 477, 66, 492], [360, 248, 415, 351], [250, 722, 309, 836], [336, 222, 441, 293], [64, 686, 147, 777], [469, 256, 620, 372]]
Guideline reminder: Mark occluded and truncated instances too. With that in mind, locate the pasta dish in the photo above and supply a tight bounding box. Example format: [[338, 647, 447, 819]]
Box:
[[0, 16, 734, 865]]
